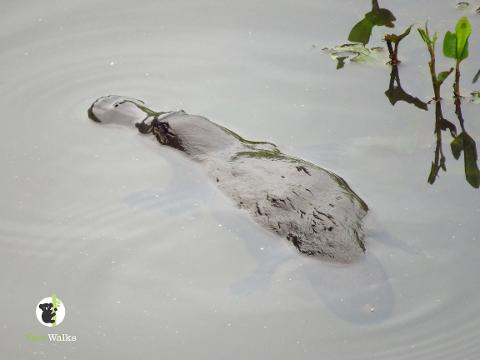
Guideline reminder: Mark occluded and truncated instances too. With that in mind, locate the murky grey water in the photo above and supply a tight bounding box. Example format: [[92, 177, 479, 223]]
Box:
[[1, 0, 479, 359]]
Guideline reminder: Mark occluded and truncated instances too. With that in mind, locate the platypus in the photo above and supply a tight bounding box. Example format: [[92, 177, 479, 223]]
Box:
[[88, 95, 368, 262]]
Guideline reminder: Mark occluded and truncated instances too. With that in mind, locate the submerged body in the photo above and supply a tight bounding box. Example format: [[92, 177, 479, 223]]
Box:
[[89, 95, 368, 262]]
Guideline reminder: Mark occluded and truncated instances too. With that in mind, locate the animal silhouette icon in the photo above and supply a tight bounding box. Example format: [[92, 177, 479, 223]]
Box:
[[38, 302, 57, 324]]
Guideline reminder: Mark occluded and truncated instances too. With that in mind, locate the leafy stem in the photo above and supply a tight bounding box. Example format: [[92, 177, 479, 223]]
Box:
[[384, 25, 412, 65], [443, 16, 471, 99]]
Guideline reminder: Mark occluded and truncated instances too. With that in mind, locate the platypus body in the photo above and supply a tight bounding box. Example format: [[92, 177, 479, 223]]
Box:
[[89, 95, 368, 263]]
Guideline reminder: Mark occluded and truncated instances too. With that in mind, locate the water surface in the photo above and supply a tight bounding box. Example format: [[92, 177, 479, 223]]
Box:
[[0, 0, 479, 359]]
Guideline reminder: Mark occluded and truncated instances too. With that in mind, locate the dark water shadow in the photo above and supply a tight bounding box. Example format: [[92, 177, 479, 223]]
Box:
[[218, 209, 395, 324], [385, 65, 428, 110], [450, 98, 480, 188], [302, 253, 394, 324], [427, 100, 456, 184], [473, 69, 480, 83]]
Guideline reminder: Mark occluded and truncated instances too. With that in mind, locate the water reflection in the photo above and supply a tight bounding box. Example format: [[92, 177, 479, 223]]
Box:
[[227, 211, 395, 324], [405, 19, 479, 188], [322, 44, 387, 70], [451, 99, 480, 187], [325, 2, 479, 189], [385, 65, 428, 110], [399, 62, 480, 188], [427, 100, 456, 185], [473, 69, 480, 83], [424, 93, 479, 188], [323, 43, 386, 69]]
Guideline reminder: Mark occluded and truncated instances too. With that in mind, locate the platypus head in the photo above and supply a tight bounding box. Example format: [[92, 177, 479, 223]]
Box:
[[88, 95, 150, 126]]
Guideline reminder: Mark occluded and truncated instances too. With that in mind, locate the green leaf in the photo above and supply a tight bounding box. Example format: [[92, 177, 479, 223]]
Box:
[[417, 28, 430, 45], [385, 25, 412, 44], [348, 18, 374, 45], [437, 68, 453, 86], [443, 31, 457, 59], [455, 16, 471, 60], [443, 17, 472, 61], [418, 25, 436, 47], [397, 25, 413, 42], [348, 5, 396, 45], [458, 39, 469, 61], [365, 8, 396, 27]]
